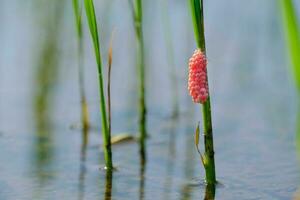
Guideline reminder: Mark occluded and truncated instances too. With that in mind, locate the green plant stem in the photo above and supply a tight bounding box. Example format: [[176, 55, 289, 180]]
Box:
[[202, 97, 216, 185], [84, 0, 112, 170], [131, 0, 147, 158], [73, 0, 90, 131], [279, 0, 300, 91], [189, 0, 216, 185]]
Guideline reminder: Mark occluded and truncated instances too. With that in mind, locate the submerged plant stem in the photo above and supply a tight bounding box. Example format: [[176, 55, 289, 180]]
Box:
[[190, 0, 216, 185], [84, 0, 113, 170]]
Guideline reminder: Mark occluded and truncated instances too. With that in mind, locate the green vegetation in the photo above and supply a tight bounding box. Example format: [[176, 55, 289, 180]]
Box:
[[129, 0, 147, 159], [279, 0, 300, 91], [84, 0, 113, 170], [72, 0, 90, 131], [189, 0, 216, 185]]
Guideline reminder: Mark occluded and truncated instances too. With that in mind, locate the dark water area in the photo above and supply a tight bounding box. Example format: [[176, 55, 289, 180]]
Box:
[[0, 0, 300, 199]]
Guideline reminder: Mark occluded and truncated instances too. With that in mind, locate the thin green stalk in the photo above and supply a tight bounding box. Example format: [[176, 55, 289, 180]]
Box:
[[279, 0, 300, 91], [130, 0, 147, 159], [189, 0, 216, 185], [84, 0, 113, 170], [73, 0, 90, 131]]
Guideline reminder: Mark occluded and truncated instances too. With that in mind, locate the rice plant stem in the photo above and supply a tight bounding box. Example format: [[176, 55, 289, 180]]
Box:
[[189, 0, 216, 185], [132, 0, 147, 155], [73, 0, 90, 130], [84, 0, 112, 170]]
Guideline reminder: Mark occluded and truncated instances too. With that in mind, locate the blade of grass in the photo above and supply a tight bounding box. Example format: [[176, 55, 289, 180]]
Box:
[[279, 0, 300, 169], [189, 0, 216, 185], [73, 0, 90, 130], [84, 0, 112, 170], [279, 0, 300, 91]]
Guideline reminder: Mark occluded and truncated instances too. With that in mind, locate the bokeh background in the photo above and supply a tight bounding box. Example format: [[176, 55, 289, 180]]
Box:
[[0, 0, 300, 199]]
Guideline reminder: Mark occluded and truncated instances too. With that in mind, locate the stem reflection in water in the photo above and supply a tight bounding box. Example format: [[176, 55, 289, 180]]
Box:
[[31, 0, 64, 198], [162, 119, 178, 200], [180, 123, 195, 200], [139, 155, 146, 200], [180, 183, 215, 200], [104, 172, 113, 200], [78, 127, 89, 200], [204, 184, 215, 200], [129, 0, 147, 160]]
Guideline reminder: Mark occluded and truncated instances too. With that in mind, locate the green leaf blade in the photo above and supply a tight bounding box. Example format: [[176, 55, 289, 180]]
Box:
[[280, 0, 300, 91]]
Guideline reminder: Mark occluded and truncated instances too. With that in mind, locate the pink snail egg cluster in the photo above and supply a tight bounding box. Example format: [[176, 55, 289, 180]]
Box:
[[188, 49, 208, 104]]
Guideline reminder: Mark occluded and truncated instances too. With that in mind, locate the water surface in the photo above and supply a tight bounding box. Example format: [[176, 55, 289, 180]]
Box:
[[0, 0, 299, 199]]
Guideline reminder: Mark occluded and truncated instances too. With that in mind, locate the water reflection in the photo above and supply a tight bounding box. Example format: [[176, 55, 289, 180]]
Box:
[[180, 184, 192, 200], [104, 172, 113, 200], [78, 128, 89, 200], [294, 188, 300, 200], [180, 183, 215, 200], [139, 98, 147, 170], [163, 119, 178, 200], [139, 156, 146, 200], [204, 184, 215, 200], [139, 112, 147, 163], [72, 0, 90, 131], [31, 0, 65, 198], [139, 108, 147, 200]]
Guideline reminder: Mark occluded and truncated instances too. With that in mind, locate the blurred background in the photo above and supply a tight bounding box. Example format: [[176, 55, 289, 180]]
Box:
[[0, 0, 300, 199]]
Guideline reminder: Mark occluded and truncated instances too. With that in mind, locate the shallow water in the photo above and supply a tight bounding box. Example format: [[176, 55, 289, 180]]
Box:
[[0, 0, 300, 199]]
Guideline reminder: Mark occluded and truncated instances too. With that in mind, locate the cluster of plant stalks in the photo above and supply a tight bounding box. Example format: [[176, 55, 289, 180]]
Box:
[[73, 0, 148, 172], [83, 0, 113, 170], [74, 0, 217, 188], [190, 0, 216, 185]]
